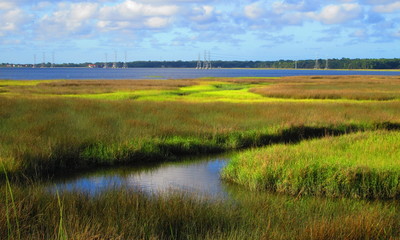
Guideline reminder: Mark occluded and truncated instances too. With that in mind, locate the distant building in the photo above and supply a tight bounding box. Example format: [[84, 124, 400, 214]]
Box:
[[88, 64, 97, 68]]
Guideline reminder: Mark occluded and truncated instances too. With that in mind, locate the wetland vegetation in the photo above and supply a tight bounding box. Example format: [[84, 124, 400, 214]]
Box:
[[223, 130, 400, 199], [2, 75, 400, 239]]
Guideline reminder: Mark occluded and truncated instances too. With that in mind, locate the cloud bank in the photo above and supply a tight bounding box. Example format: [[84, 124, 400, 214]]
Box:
[[1, 0, 399, 61]]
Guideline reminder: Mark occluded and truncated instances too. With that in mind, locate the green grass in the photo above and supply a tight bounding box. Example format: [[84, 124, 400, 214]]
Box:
[[0, 80, 54, 86], [3, 95, 400, 179], [2, 165, 20, 240], [223, 130, 400, 199], [2, 76, 400, 239]]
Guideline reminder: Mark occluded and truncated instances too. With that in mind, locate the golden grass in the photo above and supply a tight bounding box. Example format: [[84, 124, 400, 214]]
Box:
[[250, 75, 400, 100], [1, 184, 399, 240], [3, 76, 400, 102], [0, 79, 197, 96]]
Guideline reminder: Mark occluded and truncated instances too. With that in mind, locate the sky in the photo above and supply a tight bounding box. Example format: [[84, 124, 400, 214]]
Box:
[[1, 0, 400, 64]]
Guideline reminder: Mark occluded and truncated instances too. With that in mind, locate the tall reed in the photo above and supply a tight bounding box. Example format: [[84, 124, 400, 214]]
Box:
[[0, 184, 399, 239], [2, 164, 20, 240]]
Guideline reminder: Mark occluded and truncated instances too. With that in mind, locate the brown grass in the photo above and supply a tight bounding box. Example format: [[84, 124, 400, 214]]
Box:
[[4, 79, 198, 95], [299, 211, 395, 240], [250, 75, 400, 100], [2, 184, 400, 240]]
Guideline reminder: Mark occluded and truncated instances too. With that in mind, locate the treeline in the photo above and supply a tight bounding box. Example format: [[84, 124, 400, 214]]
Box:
[[254, 58, 400, 69], [2, 58, 400, 69], [211, 58, 400, 69], [102, 58, 400, 69]]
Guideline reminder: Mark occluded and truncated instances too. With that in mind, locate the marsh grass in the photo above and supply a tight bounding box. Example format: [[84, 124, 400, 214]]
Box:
[[2, 164, 20, 240], [4, 76, 400, 102], [0, 79, 196, 96], [56, 189, 68, 240], [223, 130, 400, 199], [2, 95, 400, 179], [250, 75, 400, 100], [0, 183, 399, 239], [2, 76, 400, 239]]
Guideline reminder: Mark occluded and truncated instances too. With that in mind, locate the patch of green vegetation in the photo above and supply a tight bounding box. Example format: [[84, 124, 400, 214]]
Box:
[[126, 81, 271, 102], [188, 88, 264, 101], [223, 130, 400, 199], [63, 91, 136, 100], [0, 80, 53, 86]]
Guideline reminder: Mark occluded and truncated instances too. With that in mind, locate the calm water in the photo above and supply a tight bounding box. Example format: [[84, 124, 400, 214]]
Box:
[[51, 155, 234, 198], [2, 67, 400, 80]]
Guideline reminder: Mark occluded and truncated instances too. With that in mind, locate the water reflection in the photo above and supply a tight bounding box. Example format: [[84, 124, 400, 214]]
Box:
[[51, 155, 233, 198]]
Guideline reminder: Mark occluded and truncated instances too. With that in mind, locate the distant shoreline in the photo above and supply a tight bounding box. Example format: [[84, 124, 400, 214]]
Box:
[[2, 58, 400, 70], [1, 67, 400, 71]]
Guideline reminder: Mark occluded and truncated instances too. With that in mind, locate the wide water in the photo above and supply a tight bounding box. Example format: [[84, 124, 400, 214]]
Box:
[[2, 67, 400, 80], [51, 155, 236, 199]]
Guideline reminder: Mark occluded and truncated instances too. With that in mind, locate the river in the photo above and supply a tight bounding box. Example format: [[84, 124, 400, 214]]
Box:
[[2, 67, 400, 80], [51, 154, 236, 199]]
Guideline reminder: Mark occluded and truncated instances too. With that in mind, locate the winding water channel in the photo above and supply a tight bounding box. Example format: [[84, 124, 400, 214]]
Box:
[[51, 154, 239, 199]]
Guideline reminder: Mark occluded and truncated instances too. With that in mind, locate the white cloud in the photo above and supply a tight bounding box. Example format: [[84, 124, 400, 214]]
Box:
[[145, 17, 171, 28], [34, 0, 181, 37], [244, 2, 264, 20], [0, 1, 15, 10], [190, 5, 216, 23], [373, 2, 400, 13], [96, 20, 132, 31], [308, 3, 363, 24], [361, 0, 399, 5], [271, 1, 305, 14], [0, 6, 32, 37], [37, 2, 98, 38], [99, 0, 179, 21], [243, 1, 310, 28], [95, 0, 179, 32], [1, 0, 400, 53], [0, 9, 24, 31]]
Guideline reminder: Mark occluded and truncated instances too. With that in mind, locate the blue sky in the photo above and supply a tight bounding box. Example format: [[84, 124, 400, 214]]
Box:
[[1, 0, 400, 64]]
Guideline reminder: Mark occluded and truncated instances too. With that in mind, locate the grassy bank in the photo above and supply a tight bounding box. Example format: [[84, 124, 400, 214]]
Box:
[[223, 130, 400, 199], [2, 96, 400, 179], [1, 183, 399, 240]]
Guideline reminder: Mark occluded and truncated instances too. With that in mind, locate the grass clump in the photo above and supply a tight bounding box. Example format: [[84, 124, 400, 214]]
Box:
[[222, 130, 400, 199]]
